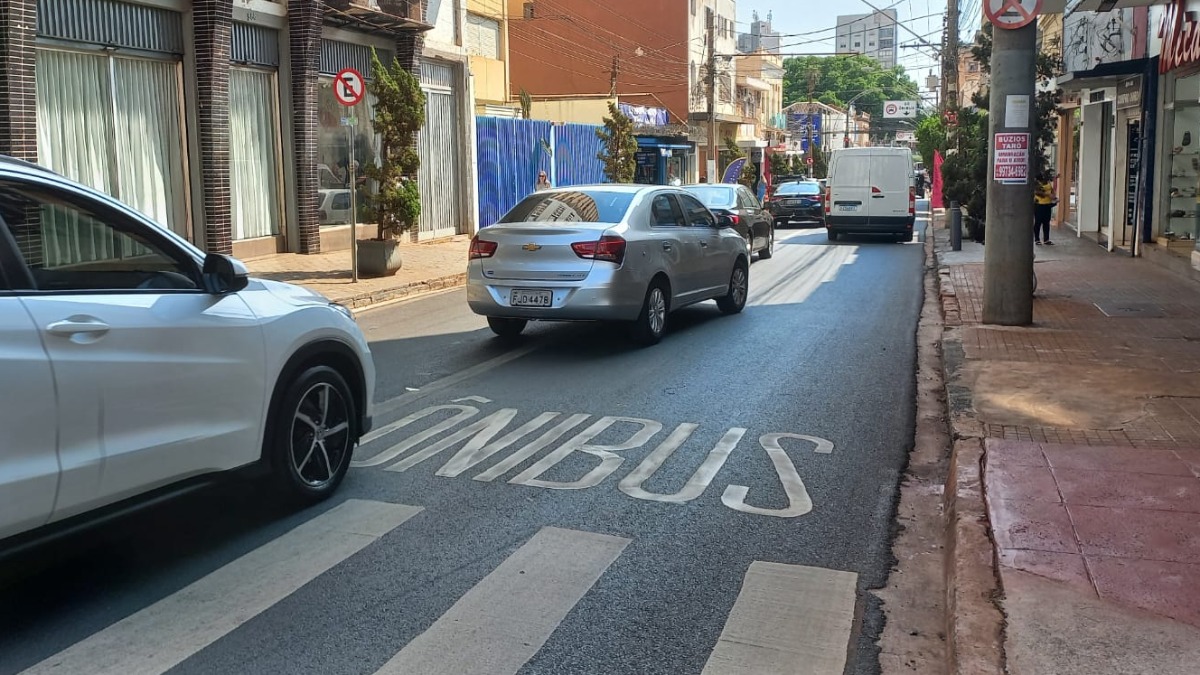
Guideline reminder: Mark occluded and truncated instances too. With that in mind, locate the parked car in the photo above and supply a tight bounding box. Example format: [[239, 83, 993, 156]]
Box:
[[319, 188, 353, 225], [824, 146, 916, 242], [682, 183, 774, 260], [767, 180, 826, 228], [0, 155, 375, 553], [466, 185, 750, 345]]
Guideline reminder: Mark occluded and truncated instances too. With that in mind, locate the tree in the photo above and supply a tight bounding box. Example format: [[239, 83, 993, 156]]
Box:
[[782, 55, 921, 141], [596, 102, 637, 183], [363, 49, 426, 240], [769, 151, 790, 178], [915, 114, 947, 170]]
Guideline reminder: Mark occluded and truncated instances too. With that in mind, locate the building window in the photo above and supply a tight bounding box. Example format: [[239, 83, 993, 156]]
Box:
[[35, 49, 188, 239], [880, 38, 894, 48], [230, 68, 282, 241], [880, 26, 894, 38], [523, 1, 534, 18], [317, 78, 378, 226], [869, 42, 875, 47], [854, 42, 860, 48], [690, 0, 696, 15], [465, 13, 501, 60]]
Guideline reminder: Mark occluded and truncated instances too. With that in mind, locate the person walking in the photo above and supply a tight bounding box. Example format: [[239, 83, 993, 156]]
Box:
[[1034, 174, 1055, 245]]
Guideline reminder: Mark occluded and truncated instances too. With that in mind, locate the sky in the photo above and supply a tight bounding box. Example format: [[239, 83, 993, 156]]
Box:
[[736, 0, 977, 103]]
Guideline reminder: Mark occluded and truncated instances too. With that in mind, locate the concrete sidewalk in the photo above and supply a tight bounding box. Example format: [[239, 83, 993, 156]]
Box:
[[935, 225, 1200, 673], [243, 235, 471, 310]]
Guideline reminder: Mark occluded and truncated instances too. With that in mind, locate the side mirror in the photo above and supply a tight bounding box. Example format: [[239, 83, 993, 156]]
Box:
[[716, 215, 736, 229], [203, 253, 250, 294]]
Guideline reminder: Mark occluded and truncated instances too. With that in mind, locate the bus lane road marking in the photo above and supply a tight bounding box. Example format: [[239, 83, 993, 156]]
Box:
[[352, 400, 835, 519]]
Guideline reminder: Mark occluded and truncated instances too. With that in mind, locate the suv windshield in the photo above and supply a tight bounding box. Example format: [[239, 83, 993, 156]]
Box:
[[682, 185, 737, 208], [775, 182, 821, 196], [500, 190, 635, 224]]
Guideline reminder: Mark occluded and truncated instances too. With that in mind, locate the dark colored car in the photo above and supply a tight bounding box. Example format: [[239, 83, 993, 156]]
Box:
[[767, 181, 825, 227], [682, 183, 774, 260]]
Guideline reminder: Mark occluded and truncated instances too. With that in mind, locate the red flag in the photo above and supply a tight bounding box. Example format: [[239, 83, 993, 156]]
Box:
[[931, 150, 945, 209]]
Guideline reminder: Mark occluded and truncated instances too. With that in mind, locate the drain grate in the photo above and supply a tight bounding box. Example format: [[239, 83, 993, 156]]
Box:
[[1093, 302, 1167, 318]]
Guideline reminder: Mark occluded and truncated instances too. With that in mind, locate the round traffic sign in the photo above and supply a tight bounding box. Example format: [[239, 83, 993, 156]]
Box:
[[334, 68, 365, 106], [806, 156, 814, 165], [884, 102, 899, 116], [984, 0, 1042, 30]]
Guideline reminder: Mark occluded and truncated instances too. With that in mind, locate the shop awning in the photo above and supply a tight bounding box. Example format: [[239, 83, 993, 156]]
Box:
[[1065, 0, 1158, 13], [737, 76, 772, 93], [1056, 58, 1149, 92], [323, 1, 433, 35]]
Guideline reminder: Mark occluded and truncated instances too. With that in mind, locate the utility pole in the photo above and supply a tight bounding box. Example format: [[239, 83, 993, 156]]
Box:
[[944, 0, 959, 110], [982, 19, 1037, 325], [807, 69, 817, 179], [610, 55, 619, 97], [706, 7, 718, 183]]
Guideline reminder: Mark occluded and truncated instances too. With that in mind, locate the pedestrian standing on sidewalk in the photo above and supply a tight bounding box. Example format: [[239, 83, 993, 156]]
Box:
[[1034, 173, 1055, 245]]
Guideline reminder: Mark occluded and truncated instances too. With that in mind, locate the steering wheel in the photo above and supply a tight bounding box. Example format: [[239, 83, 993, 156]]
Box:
[[136, 271, 197, 290]]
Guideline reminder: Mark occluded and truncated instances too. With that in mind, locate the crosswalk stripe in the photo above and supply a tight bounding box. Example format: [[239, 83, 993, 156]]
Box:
[[701, 562, 858, 675], [372, 526, 630, 675], [21, 499, 423, 675]]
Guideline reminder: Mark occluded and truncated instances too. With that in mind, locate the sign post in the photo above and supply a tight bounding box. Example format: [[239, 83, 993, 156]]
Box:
[[982, 0, 1041, 325], [334, 67, 366, 283]]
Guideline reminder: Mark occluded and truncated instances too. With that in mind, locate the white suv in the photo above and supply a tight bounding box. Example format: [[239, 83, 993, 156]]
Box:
[[0, 156, 375, 549]]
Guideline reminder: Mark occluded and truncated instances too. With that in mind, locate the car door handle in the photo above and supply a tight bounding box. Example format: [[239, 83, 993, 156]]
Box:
[[700, 241, 709, 248], [662, 241, 673, 251], [872, 194, 886, 199], [46, 318, 111, 337]]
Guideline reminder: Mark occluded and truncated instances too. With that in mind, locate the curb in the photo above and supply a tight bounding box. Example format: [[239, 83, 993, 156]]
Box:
[[333, 273, 468, 312], [926, 233, 1006, 674]]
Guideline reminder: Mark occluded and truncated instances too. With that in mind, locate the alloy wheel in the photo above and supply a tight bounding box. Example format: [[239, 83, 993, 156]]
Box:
[[290, 382, 351, 488], [732, 267, 748, 307], [648, 287, 667, 336]]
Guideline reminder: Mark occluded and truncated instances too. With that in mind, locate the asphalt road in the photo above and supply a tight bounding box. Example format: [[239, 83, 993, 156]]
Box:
[[0, 222, 927, 675]]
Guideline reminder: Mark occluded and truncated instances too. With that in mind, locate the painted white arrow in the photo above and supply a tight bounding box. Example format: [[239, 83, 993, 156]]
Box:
[[452, 396, 493, 404]]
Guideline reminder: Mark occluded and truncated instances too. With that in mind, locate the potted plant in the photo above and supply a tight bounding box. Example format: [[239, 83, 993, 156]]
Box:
[[358, 49, 427, 277]]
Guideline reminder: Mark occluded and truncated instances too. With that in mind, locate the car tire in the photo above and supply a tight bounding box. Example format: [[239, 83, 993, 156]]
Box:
[[827, 230, 839, 242], [758, 230, 774, 260], [487, 317, 527, 338], [716, 260, 749, 315], [269, 365, 356, 504], [630, 280, 669, 346]]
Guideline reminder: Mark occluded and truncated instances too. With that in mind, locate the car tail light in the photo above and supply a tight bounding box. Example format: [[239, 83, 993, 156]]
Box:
[[469, 236, 497, 259], [726, 214, 741, 226], [572, 234, 626, 264], [825, 187, 831, 216], [909, 186, 916, 216]]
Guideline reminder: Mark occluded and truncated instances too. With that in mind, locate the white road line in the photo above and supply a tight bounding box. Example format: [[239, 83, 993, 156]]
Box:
[[373, 527, 630, 675], [364, 343, 542, 438], [701, 562, 858, 675], [21, 500, 423, 675]]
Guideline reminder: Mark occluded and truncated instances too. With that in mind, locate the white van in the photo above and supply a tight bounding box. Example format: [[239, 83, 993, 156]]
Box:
[[824, 147, 916, 242]]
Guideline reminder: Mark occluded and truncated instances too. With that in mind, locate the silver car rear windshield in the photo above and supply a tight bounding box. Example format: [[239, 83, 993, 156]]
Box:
[[683, 185, 737, 208], [499, 190, 636, 224]]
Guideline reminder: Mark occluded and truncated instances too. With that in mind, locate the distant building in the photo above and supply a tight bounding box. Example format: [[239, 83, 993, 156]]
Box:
[[738, 11, 781, 54], [835, 10, 899, 70]]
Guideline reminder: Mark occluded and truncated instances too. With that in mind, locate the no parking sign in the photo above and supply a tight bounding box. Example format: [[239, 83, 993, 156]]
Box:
[[984, 0, 1042, 30]]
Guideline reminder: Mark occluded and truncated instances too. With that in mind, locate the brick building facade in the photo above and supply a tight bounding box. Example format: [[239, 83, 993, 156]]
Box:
[[0, 0, 462, 258]]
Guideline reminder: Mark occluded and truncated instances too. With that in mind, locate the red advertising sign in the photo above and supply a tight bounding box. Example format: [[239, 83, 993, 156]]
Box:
[[994, 132, 1030, 184], [1159, 0, 1200, 74]]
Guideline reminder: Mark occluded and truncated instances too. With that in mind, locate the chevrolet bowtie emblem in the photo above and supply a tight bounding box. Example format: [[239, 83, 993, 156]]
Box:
[[522, 243, 542, 251]]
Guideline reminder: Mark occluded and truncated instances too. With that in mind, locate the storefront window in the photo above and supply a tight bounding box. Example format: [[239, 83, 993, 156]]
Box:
[[1163, 72, 1200, 252], [36, 49, 187, 244], [230, 68, 282, 241], [317, 78, 378, 227]]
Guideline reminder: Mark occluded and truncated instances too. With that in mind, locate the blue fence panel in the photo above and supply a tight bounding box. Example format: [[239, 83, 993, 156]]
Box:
[[476, 116, 553, 227], [554, 123, 606, 188]]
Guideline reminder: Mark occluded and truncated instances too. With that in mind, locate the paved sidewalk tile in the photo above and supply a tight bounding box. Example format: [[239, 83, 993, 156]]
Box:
[[243, 235, 471, 309]]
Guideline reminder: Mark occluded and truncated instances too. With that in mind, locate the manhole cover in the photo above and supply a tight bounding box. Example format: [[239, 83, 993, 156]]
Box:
[[1093, 302, 1166, 318]]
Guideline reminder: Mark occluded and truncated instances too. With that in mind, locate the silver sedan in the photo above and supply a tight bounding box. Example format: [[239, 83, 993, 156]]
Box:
[[466, 185, 750, 345]]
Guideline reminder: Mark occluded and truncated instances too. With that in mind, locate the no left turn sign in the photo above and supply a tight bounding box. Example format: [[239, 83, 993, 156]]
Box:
[[334, 68, 365, 106], [984, 0, 1042, 30]]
